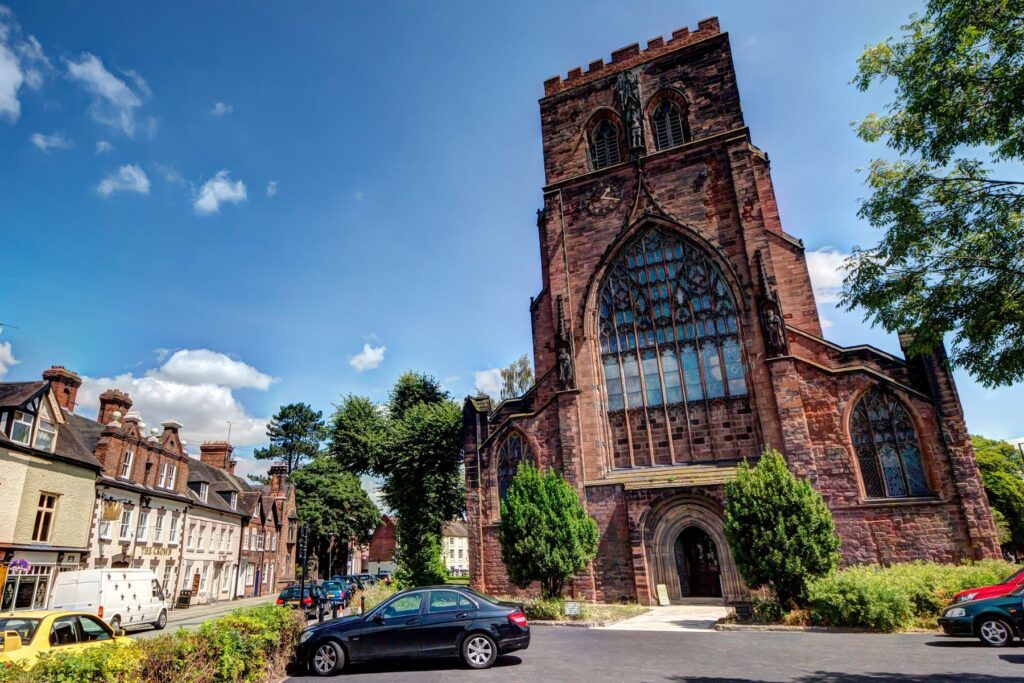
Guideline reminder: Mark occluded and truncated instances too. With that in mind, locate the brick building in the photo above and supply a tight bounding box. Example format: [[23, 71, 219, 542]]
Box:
[[463, 18, 1001, 606], [367, 515, 396, 575]]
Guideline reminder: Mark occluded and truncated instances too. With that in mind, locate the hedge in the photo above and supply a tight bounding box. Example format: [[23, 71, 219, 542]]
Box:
[[0, 604, 305, 683], [748, 560, 1019, 632]]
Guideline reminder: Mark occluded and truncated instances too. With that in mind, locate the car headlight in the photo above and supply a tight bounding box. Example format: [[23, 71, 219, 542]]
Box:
[[299, 630, 314, 644], [944, 607, 966, 618], [958, 593, 978, 603]]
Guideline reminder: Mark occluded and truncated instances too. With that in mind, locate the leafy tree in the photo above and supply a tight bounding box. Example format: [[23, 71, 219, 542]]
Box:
[[971, 434, 1024, 554], [500, 354, 534, 400], [498, 463, 598, 599], [844, 0, 1024, 387], [253, 403, 325, 473], [291, 456, 380, 577], [724, 450, 841, 608], [327, 372, 464, 587]]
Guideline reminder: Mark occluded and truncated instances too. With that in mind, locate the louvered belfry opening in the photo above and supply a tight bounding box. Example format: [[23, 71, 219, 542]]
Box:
[[652, 99, 688, 150], [591, 120, 623, 169]]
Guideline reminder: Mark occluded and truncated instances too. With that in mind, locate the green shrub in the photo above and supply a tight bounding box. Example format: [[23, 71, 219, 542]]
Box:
[[807, 560, 1017, 631], [751, 598, 785, 624], [521, 597, 564, 621], [725, 450, 841, 608], [359, 581, 398, 612]]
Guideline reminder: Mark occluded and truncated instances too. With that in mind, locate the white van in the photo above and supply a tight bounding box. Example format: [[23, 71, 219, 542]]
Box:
[[49, 569, 169, 631]]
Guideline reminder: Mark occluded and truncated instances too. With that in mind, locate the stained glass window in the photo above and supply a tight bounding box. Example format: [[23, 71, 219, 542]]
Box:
[[598, 226, 747, 413], [591, 120, 622, 169], [496, 432, 531, 505], [851, 387, 931, 498], [651, 99, 688, 150]]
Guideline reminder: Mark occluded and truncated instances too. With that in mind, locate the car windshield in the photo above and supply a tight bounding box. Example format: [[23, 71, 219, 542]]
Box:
[[0, 617, 40, 642], [280, 587, 313, 599], [1010, 585, 1024, 597], [323, 582, 341, 591], [1001, 568, 1024, 584]]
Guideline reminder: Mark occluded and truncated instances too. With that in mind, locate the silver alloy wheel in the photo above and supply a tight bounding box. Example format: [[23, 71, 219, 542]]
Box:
[[156, 610, 167, 629], [980, 619, 1011, 646], [466, 636, 493, 667], [313, 643, 338, 674]]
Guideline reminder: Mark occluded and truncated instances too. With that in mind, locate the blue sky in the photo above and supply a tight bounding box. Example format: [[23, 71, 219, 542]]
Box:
[[1, 1, 1021, 476]]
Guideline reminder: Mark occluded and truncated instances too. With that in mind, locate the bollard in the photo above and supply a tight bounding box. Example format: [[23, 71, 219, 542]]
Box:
[[331, 603, 339, 620], [318, 606, 324, 624], [360, 595, 365, 615]]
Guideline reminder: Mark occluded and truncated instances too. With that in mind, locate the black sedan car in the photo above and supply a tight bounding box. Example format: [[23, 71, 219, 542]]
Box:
[[296, 586, 530, 675]]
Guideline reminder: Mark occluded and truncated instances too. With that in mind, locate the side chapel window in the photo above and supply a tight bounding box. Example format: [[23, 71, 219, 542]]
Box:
[[598, 226, 747, 413], [496, 432, 531, 504], [851, 387, 931, 498]]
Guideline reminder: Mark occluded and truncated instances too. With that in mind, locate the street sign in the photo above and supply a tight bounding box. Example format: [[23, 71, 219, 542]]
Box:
[[564, 601, 581, 617]]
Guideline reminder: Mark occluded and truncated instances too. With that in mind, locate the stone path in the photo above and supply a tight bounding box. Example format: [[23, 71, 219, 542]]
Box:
[[596, 602, 729, 631]]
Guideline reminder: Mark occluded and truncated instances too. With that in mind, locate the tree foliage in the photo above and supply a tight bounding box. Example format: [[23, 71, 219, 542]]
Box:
[[844, 0, 1024, 387], [500, 354, 534, 401], [971, 434, 1024, 554], [498, 463, 598, 599], [724, 450, 841, 608], [326, 372, 464, 587], [253, 402, 325, 473], [291, 456, 380, 577]]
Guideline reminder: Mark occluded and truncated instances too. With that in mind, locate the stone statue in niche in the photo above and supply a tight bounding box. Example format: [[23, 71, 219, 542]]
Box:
[[617, 70, 645, 156], [557, 345, 575, 389], [763, 305, 787, 356]]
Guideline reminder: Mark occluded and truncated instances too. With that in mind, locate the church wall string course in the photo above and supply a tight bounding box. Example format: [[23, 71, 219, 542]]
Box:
[[462, 17, 1000, 606]]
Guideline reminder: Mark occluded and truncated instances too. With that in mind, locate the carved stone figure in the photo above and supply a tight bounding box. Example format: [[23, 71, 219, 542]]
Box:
[[617, 70, 645, 156], [763, 306, 787, 356], [557, 345, 575, 389]]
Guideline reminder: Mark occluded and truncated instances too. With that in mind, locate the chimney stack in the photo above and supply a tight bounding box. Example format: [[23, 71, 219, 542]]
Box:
[[42, 366, 82, 413], [269, 461, 288, 495], [97, 389, 132, 425], [200, 441, 236, 474]]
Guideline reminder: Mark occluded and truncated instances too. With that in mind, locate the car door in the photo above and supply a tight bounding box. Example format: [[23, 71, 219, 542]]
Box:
[[76, 615, 115, 649], [352, 592, 425, 661], [419, 590, 478, 656], [47, 615, 82, 654]]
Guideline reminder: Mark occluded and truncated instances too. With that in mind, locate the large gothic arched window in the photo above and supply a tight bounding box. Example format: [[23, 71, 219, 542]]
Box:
[[496, 432, 531, 504], [851, 387, 931, 498], [598, 226, 747, 413]]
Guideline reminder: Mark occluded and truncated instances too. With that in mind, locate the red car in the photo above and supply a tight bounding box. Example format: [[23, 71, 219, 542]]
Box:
[[953, 567, 1024, 603]]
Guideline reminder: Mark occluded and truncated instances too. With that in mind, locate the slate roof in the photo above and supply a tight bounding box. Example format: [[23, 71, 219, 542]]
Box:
[[186, 457, 250, 516], [0, 381, 47, 408], [63, 410, 105, 454], [443, 520, 468, 538], [0, 383, 100, 471]]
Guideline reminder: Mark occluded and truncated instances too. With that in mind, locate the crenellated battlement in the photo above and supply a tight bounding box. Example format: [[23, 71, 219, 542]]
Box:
[[542, 17, 721, 97]]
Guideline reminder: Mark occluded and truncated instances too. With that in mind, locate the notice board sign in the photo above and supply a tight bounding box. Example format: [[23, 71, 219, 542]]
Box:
[[564, 601, 581, 617], [656, 583, 670, 606]]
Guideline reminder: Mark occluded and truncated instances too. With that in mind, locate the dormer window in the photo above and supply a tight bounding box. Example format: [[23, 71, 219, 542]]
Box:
[[11, 411, 33, 445], [229, 492, 237, 510], [199, 482, 209, 503], [591, 120, 622, 170], [119, 451, 134, 479], [34, 418, 57, 452]]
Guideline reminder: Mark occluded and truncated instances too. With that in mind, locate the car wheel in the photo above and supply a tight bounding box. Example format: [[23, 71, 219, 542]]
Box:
[[309, 640, 345, 676], [154, 610, 168, 630], [978, 617, 1015, 647], [462, 633, 498, 669], [109, 615, 121, 631]]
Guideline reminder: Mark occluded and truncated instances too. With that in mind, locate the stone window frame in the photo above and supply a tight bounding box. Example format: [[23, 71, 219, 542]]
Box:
[[583, 108, 628, 172], [490, 429, 537, 522], [845, 384, 937, 502], [644, 88, 691, 151]]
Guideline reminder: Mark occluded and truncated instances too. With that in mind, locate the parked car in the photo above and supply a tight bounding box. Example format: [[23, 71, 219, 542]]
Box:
[[321, 581, 350, 609], [49, 569, 169, 631], [296, 585, 530, 676], [376, 570, 393, 585], [356, 573, 377, 587], [277, 584, 328, 619], [952, 567, 1024, 603], [0, 610, 134, 668], [938, 586, 1024, 647]]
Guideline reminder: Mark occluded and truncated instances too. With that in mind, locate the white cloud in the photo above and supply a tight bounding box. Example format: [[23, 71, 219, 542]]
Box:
[[0, 9, 48, 122], [210, 101, 232, 116], [153, 162, 184, 185], [474, 368, 502, 399], [97, 164, 150, 197], [65, 52, 146, 136], [805, 247, 850, 305], [349, 343, 386, 372], [95, 140, 113, 154], [266, 180, 278, 197], [0, 340, 17, 378], [154, 349, 277, 390], [30, 131, 70, 151], [193, 170, 247, 215], [76, 348, 275, 447]]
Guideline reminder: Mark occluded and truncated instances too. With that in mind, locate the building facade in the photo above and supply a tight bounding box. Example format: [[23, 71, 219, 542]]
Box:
[[0, 372, 99, 610], [367, 515, 396, 576], [442, 521, 468, 577], [463, 18, 1001, 605]]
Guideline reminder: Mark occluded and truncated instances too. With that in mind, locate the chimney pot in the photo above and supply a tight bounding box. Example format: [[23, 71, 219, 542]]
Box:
[[43, 365, 82, 413]]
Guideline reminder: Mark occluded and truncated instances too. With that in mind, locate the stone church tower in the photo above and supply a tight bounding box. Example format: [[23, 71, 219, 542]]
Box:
[[463, 17, 1000, 605]]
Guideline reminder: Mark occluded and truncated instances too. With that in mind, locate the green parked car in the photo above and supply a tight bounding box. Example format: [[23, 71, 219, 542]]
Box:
[[938, 586, 1024, 647]]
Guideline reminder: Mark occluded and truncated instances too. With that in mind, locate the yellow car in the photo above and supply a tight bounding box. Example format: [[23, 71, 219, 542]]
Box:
[[0, 610, 134, 668]]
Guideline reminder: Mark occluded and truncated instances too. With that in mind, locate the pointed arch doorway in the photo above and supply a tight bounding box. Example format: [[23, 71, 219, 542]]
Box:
[[673, 526, 722, 597]]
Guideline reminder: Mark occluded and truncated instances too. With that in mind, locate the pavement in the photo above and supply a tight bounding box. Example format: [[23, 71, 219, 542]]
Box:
[[597, 603, 730, 632], [128, 594, 276, 640], [285, 626, 1024, 682]]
